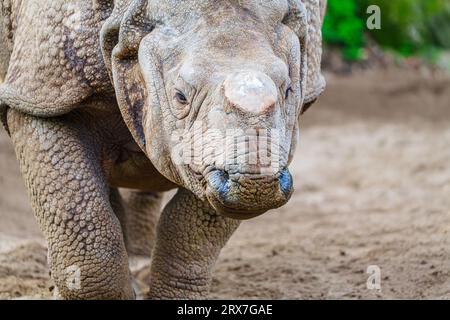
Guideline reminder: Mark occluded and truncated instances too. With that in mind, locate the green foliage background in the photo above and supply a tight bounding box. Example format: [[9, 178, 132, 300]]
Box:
[[323, 0, 450, 61]]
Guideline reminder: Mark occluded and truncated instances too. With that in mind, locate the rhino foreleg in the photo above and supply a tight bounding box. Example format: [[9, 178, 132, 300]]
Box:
[[7, 109, 134, 300], [148, 189, 240, 299]]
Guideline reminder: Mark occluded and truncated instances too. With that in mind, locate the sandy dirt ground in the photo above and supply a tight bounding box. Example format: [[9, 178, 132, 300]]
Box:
[[0, 68, 449, 299]]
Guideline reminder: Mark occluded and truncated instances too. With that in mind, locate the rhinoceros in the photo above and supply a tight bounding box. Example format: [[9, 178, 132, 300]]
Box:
[[0, 0, 326, 299]]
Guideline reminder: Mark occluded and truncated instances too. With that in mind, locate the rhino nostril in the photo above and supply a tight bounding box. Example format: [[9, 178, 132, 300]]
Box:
[[279, 168, 293, 197], [206, 170, 230, 198]]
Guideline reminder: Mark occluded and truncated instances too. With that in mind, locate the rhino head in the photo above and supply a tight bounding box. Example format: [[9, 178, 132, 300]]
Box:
[[101, 0, 323, 219]]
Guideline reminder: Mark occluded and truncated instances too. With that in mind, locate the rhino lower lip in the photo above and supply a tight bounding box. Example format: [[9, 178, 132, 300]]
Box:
[[209, 203, 268, 220], [206, 190, 286, 220]]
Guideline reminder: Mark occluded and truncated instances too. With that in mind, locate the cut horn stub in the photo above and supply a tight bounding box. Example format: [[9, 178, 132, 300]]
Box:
[[223, 71, 278, 115]]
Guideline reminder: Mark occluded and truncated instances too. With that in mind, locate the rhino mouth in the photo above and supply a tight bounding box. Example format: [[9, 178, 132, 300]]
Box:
[[202, 167, 294, 220]]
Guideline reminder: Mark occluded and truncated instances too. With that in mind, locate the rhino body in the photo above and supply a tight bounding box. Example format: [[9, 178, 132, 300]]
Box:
[[0, 0, 326, 299]]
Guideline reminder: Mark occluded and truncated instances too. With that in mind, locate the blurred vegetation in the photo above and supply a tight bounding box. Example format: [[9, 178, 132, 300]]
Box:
[[323, 0, 450, 64], [323, 0, 365, 60]]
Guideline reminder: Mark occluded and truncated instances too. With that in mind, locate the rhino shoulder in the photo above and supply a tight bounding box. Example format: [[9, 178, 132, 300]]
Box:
[[0, 0, 14, 82], [0, 0, 114, 128], [304, 0, 327, 105]]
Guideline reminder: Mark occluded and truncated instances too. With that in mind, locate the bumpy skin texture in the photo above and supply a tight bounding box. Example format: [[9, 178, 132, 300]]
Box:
[[304, 0, 327, 104], [0, 0, 326, 299], [7, 109, 134, 299], [0, 0, 113, 117], [149, 189, 240, 299], [0, 0, 13, 82]]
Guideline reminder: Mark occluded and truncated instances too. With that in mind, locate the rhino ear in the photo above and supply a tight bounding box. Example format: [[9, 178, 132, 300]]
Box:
[[284, 0, 327, 114], [100, 0, 155, 152]]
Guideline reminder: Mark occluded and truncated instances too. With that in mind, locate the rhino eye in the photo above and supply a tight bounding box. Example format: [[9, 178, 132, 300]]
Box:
[[174, 90, 189, 105], [285, 86, 293, 99]]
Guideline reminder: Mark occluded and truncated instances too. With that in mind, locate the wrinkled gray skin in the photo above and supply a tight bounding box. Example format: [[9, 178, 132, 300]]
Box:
[[0, 0, 326, 299]]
